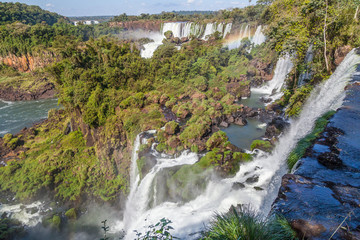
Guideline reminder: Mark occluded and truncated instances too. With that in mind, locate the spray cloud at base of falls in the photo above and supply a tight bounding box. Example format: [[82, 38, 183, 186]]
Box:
[[121, 49, 360, 239], [224, 24, 266, 50]]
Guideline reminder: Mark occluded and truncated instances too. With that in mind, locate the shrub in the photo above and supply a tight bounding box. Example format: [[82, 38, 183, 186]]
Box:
[[250, 140, 273, 152], [206, 131, 228, 150], [65, 208, 77, 220], [6, 137, 19, 150], [202, 207, 297, 240]]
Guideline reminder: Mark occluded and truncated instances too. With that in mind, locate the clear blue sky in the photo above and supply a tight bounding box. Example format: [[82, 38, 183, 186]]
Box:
[[2, 0, 256, 16]]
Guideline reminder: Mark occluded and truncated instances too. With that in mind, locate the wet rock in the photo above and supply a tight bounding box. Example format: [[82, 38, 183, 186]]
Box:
[[234, 118, 247, 126], [260, 96, 272, 103], [254, 186, 263, 191], [291, 219, 326, 239], [265, 117, 288, 138], [227, 115, 235, 123], [232, 182, 245, 190], [245, 175, 259, 184], [317, 152, 343, 169]]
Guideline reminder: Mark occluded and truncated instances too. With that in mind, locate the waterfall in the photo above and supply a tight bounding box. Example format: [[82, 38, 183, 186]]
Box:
[[141, 22, 230, 58], [162, 22, 183, 38], [123, 149, 199, 234], [225, 24, 266, 50], [253, 54, 294, 102], [223, 23, 232, 39], [202, 23, 215, 40], [251, 25, 266, 46], [122, 49, 360, 239]]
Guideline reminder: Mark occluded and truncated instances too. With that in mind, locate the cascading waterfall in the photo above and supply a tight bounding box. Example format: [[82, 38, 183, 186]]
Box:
[[122, 49, 360, 239], [141, 22, 232, 58], [223, 23, 232, 39], [123, 148, 199, 232], [253, 54, 294, 102], [225, 24, 265, 50], [251, 25, 266, 46]]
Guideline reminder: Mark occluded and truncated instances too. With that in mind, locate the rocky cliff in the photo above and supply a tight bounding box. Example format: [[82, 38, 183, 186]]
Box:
[[109, 20, 163, 32], [272, 77, 360, 239], [0, 52, 58, 72]]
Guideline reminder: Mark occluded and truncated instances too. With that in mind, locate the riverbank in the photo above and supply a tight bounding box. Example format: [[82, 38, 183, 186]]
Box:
[[0, 76, 56, 101]]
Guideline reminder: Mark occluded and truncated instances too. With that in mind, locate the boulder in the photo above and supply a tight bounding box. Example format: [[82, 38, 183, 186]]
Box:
[[317, 152, 343, 169], [219, 121, 229, 128], [291, 219, 326, 239], [234, 118, 247, 126], [232, 182, 245, 190]]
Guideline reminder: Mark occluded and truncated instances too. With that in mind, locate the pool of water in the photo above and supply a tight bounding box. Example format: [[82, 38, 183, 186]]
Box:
[[0, 98, 59, 137], [238, 91, 265, 109], [221, 118, 267, 150]]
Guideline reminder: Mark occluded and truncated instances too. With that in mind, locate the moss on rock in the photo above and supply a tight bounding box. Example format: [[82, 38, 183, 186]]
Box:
[[250, 140, 273, 152]]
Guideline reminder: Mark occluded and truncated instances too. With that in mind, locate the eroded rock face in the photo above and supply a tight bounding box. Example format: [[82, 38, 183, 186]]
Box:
[[0, 52, 58, 72], [109, 20, 163, 32], [334, 45, 352, 66], [272, 84, 360, 240], [0, 79, 56, 101]]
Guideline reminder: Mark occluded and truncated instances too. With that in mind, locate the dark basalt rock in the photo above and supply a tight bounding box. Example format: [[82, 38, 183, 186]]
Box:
[[232, 182, 245, 190], [245, 175, 259, 184], [317, 152, 343, 169], [272, 84, 360, 240]]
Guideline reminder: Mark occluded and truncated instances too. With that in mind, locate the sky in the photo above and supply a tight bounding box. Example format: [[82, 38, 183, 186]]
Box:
[[2, 0, 256, 17]]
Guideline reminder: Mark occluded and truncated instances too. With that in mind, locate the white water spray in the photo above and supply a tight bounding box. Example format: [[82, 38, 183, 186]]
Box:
[[253, 54, 294, 102], [251, 25, 266, 46], [122, 49, 360, 239]]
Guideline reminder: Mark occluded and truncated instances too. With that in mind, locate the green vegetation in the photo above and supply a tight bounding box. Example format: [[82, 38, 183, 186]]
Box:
[[264, 0, 360, 116], [0, 2, 67, 26], [0, 111, 128, 202], [250, 140, 273, 152], [202, 207, 297, 240], [134, 218, 176, 240], [0, 217, 23, 240], [65, 208, 77, 220], [51, 215, 61, 230], [112, 5, 265, 23], [287, 111, 336, 170]]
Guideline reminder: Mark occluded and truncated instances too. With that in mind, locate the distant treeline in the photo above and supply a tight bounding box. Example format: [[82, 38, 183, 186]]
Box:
[[69, 15, 115, 23], [111, 6, 264, 23], [0, 2, 68, 25]]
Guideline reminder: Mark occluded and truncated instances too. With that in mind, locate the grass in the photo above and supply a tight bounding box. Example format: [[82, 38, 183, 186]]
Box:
[[202, 207, 297, 240], [287, 110, 336, 171]]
